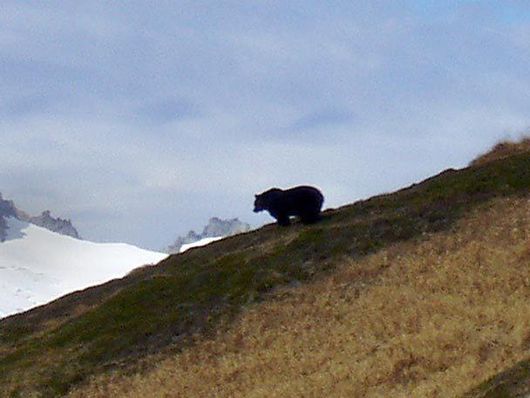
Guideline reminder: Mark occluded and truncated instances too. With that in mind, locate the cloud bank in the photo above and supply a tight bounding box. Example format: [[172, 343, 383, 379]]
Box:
[[1, 1, 530, 248]]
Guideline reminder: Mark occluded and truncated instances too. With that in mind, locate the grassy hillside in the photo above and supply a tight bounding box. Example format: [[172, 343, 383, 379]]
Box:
[[0, 145, 529, 397], [71, 196, 530, 398]]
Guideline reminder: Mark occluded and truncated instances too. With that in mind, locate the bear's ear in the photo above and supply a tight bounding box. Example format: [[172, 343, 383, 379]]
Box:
[[255, 194, 258, 198]]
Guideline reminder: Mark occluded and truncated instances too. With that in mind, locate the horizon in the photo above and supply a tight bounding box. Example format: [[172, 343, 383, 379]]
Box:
[[2, 1, 530, 249]]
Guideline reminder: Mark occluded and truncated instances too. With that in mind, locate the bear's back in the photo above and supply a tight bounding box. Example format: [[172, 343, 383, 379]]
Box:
[[284, 186, 324, 205]]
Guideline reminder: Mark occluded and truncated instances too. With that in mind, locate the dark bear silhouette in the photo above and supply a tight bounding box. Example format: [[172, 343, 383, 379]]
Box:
[[254, 186, 324, 226]]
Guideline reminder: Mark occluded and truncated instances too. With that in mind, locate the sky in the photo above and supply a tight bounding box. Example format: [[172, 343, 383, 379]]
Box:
[[1, 1, 530, 250]]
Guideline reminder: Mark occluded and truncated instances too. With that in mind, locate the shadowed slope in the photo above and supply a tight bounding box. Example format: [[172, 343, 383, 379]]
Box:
[[464, 358, 530, 398]]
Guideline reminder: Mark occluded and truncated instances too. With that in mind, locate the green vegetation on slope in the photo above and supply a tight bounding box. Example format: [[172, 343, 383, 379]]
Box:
[[0, 151, 528, 397]]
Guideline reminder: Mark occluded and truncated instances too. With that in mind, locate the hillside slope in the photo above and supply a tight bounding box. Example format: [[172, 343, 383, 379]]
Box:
[[72, 196, 530, 398], [0, 149, 528, 397]]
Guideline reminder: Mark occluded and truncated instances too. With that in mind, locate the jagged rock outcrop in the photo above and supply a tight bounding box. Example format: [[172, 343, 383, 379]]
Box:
[[202, 217, 251, 238], [0, 192, 81, 241], [28, 211, 81, 239], [0, 193, 18, 217], [168, 217, 251, 254], [0, 193, 18, 242]]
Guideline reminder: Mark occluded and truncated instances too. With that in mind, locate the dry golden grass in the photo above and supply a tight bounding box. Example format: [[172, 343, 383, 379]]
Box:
[[70, 197, 530, 398], [470, 136, 530, 166]]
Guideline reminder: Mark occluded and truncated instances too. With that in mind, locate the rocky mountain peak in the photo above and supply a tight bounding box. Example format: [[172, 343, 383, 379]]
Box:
[[0, 193, 18, 242], [28, 210, 81, 239], [0, 192, 81, 241], [201, 217, 251, 238], [168, 217, 251, 254]]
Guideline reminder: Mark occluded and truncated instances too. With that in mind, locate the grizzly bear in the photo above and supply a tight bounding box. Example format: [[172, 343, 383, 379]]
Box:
[[253, 185, 324, 226]]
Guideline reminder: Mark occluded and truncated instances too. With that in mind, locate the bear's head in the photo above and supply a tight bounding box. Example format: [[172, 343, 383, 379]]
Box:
[[253, 188, 282, 213], [253, 194, 266, 213]]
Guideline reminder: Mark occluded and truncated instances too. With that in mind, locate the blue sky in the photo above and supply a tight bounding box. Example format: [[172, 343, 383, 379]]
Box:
[[1, 1, 530, 249]]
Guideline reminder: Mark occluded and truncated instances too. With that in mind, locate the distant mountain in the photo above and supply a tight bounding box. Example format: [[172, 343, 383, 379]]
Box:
[[0, 193, 81, 240], [168, 217, 251, 253]]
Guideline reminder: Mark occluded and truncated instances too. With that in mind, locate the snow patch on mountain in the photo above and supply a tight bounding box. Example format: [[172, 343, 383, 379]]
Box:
[[0, 217, 167, 318], [179, 236, 224, 253]]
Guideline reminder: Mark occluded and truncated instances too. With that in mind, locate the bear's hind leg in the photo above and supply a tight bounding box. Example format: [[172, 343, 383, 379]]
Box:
[[277, 215, 291, 226], [300, 212, 320, 224]]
